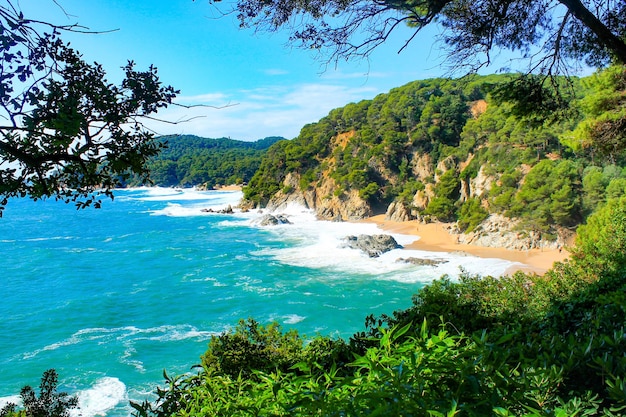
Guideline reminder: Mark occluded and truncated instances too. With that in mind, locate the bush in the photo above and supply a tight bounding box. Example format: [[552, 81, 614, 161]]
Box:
[[200, 319, 304, 379], [457, 197, 489, 232], [0, 370, 78, 417]]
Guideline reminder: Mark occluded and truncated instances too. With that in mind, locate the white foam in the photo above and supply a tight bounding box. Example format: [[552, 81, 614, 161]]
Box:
[[246, 204, 515, 282], [71, 377, 127, 417], [23, 325, 218, 360], [282, 314, 306, 324], [147, 190, 244, 217], [0, 395, 21, 409]]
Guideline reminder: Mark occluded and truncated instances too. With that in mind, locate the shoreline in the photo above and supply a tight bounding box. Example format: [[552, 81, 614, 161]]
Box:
[[364, 215, 570, 276], [213, 184, 243, 192]]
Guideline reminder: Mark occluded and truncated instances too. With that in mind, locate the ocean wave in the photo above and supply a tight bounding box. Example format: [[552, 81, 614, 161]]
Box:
[[23, 325, 219, 360], [71, 377, 127, 417], [24, 236, 75, 242], [280, 314, 306, 324], [0, 395, 21, 409], [149, 200, 243, 217], [246, 204, 514, 281], [1, 378, 128, 417]]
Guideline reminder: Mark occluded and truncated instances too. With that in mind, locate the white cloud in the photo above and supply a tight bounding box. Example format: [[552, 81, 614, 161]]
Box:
[[145, 81, 382, 141], [264, 68, 289, 76]]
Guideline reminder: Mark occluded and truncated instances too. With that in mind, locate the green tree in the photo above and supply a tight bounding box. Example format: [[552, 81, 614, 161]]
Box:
[[424, 169, 460, 221], [0, 2, 178, 216], [572, 196, 626, 276], [510, 159, 582, 230], [581, 166, 607, 214], [200, 318, 304, 379], [562, 65, 626, 162], [458, 197, 488, 232], [0, 370, 78, 417]]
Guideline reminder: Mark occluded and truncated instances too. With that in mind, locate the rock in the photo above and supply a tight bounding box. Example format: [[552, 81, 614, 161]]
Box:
[[263, 172, 373, 221], [385, 201, 412, 222], [200, 205, 234, 214], [341, 234, 402, 258], [396, 257, 448, 266], [258, 214, 292, 226], [453, 214, 567, 251]]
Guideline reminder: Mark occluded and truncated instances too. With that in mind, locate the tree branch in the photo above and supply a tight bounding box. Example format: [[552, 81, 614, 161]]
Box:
[[558, 0, 626, 64]]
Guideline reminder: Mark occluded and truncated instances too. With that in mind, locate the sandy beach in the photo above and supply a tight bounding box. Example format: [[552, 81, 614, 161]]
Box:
[[213, 184, 244, 191], [365, 215, 570, 276]]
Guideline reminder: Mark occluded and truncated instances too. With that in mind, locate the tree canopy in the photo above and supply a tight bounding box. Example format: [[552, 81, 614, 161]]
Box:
[[0, 2, 178, 216], [212, 0, 626, 73], [128, 135, 283, 188]]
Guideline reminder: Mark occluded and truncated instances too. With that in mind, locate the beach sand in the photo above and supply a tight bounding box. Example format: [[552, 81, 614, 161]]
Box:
[[213, 184, 243, 191], [364, 215, 570, 276]]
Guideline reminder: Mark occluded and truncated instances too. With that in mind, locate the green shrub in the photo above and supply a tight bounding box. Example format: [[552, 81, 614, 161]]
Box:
[[457, 197, 489, 232], [200, 319, 304, 379]]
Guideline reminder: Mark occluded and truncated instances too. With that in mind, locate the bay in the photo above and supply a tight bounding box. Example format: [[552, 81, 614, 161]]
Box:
[[0, 188, 513, 416]]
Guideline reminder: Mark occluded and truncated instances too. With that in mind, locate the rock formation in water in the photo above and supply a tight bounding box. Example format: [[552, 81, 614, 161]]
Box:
[[341, 234, 402, 258]]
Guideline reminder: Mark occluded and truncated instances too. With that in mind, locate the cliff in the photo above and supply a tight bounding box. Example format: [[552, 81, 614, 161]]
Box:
[[242, 75, 623, 251]]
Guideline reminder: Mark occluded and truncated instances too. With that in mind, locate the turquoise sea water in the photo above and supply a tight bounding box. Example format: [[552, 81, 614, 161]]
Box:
[[0, 188, 515, 416]]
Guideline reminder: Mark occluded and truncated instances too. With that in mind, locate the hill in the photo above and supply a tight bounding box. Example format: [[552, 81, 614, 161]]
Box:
[[130, 135, 284, 188], [243, 72, 626, 250]]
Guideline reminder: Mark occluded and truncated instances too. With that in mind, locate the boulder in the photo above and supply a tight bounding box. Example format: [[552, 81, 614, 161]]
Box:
[[259, 214, 292, 226], [396, 257, 448, 266], [341, 234, 402, 258], [385, 201, 412, 222]]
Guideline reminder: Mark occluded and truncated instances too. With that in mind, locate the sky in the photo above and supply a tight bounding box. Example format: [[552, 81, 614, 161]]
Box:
[[26, 0, 483, 141]]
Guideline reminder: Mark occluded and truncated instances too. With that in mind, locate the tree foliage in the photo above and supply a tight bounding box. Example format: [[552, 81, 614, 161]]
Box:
[[562, 65, 626, 161], [0, 369, 78, 417], [212, 0, 626, 73], [129, 135, 282, 188], [0, 2, 178, 216]]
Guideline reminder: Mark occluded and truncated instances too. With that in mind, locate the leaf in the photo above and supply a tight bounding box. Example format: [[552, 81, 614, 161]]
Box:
[[495, 332, 515, 345]]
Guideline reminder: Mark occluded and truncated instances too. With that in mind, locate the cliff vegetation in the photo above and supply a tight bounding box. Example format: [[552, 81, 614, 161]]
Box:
[[243, 69, 626, 249]]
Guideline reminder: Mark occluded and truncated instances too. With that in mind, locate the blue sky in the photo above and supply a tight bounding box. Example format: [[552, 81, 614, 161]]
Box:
[[29, 0, 472, 140]]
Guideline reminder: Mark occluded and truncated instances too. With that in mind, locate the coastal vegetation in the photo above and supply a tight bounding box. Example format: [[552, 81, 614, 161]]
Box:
[[123, 196, 626, 416], [2, 0, 625, 415], [126, 135, 283, 189], [244, 68, 626, 245]]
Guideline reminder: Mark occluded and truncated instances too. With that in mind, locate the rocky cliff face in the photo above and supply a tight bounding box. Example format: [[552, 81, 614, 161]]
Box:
[[266, 172, 372, 220], [450, 214, 575, 251]]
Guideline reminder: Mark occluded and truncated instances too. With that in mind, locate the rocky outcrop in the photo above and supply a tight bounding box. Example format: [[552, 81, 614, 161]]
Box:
[[396, 257, 448, 266], [201, 205, 234, 214], [258, 214, 292, 226], [341, 234, 402, 257], [460, 165, 494, 202], [385, 201, 413, 222], [411, 153, 433, 179], [451, 214, 570, 251], [266, 172, 372, 221]]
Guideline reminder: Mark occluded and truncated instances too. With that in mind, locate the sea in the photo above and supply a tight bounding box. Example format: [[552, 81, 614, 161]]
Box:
[[0, 187, 516, 416]]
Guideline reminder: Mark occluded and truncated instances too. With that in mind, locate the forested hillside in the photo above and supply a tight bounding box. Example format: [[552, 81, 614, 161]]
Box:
[[130, 135, 283, 188], [244, 70, 626, 245]]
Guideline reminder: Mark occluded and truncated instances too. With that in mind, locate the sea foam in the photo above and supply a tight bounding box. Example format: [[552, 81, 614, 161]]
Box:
[[246, 203, 515, 282], [71, 377, 127, 417], [144, 188, 244, 217], [0, 395, 21, 410]]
